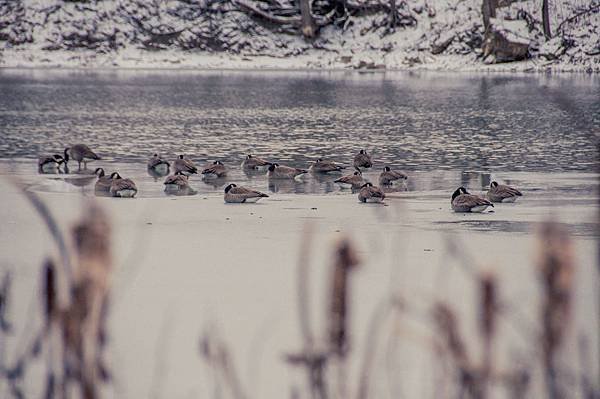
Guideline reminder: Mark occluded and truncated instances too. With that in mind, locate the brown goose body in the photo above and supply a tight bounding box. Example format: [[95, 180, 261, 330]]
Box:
[[94, 168, 113, 192], [224, 184, 269, 203], [173, 155, 198, 175], [487, 181, 522, 203], [147, 153, 170, 174], [309, 159, 345, 174], [64, 144, 100, 170], [241, 155, 270, 170], [38, 154, 64, 173], [164, 171, 191, 192], [451, 187, 493, 212], [358, 183, 386, 203], [353, 150, 373, 169], [267, 163, 307, 179], [335, 170, 365, 188], [202, 161, 228, 179], [109, 173, 137, 198], [379, 167, 407, 185]]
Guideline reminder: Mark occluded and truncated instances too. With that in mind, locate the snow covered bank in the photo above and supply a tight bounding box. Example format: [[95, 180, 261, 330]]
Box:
[[0, 0, 598, 72]]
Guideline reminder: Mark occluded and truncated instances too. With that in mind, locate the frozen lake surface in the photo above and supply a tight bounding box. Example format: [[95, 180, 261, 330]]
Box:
[[0, 70, 598, 398]]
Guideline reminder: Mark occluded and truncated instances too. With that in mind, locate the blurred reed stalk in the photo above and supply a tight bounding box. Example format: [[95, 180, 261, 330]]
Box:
[[0, 184, 113, 399], [536, 222, 574, 399]]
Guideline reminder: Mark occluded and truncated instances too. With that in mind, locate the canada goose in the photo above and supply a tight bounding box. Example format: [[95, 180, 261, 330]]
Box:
[[224, 183, 269, 203], [64, 144, 100, 170], [164, 171, 191, 192], [202, 161, 228, 179], [379, 166, 408, 186], [109, 173, 138, 198], [451, 187, 493, 212], [94, 168, 114, 193], [267, 163, 308, 180], [353, 150, 373, 169], [147, 153, 170, 175], [38, 154, 65, 173], [334, 168, 365, 188], [241, 154, 271, 170], [487, 181, 522, 203], [173, 155, 198, 175], [309, 159, 345, 174], [358, 182, 386, 203]]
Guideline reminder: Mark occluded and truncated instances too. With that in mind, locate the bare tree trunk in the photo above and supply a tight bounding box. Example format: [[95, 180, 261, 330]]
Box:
[[299, 0, 316, 38], [482, 0, 497, 31], [389, 0, 397, 28], [542, 0, 552, 38]]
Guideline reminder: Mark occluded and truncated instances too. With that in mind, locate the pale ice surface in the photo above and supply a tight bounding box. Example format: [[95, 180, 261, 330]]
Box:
[[0, 159, 598, 398]]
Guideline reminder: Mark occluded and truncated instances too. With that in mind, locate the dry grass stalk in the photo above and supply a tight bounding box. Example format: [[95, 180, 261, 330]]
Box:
[[328, 238, 360, 358], [478, 273, 498, 397], [536, 221, 574, 399], [200, 328, 248, 399]]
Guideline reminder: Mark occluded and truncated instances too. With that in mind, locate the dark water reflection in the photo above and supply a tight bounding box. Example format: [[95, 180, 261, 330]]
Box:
[[0, 70, 598, 172]]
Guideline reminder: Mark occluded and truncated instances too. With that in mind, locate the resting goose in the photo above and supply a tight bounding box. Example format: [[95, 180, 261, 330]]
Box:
[[94, 168, 114, 193], [241, 154, 271, 171], [202, 161, 228, 179], [353, 150, 373, 169], [147, 153, 170, 175], [224, 183, 269, 203], [38, 154, 65, 173], [164, 171, 191, 193], [487, 181, 522, 203], [109, 173, 138, 198], [334, 168, 365, 189], [451, 187, 493, 212], [309, 159, 345, 174], [378, 166, 407, 186], [267, 163, 307, 180], [173, 155, 198, 175], [358, 182, 386, 203]]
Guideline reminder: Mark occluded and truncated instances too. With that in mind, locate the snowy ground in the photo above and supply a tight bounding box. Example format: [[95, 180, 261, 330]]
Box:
[[1, 0, 598, 72]]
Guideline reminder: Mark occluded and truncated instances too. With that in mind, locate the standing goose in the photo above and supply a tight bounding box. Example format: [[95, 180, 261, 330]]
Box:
[[358, 182, 386, 203], [487, 181, 522, 203], [64, 144, 100, 170], [379, 166, 408, 186], [109, 173, 138, 198], [451, 187, 493, 212], [94, 168, 114, 193], [147, 153, 170, 175], [164, 171, 192, 193], [224, 183, 269, 203], [241, 154, 271, 170], [309, 159, 345, 174], [353, 150, 373, 169], [334, 168, 366, 189], [173, 155, 198, 175], [38, 154, 65, 173], [202, 161, 228, 179], [267, 163, 308, 180]]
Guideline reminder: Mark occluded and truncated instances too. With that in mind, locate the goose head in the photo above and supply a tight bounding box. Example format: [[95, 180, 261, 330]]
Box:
[[110, 172, 121, 179], [246, 154, 253, 159], [383, 166, 391, 172], [178, 155, 184, 159], [224, 183, 236, 193], [361, 182, 373, 188], [268, 164, 277, 172], [452, 187, 469, 201], [490, 181, 499, 188], [94, 167, 105, 177]]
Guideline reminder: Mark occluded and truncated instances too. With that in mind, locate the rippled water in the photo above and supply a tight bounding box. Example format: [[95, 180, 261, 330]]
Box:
[[0, 70, 598, 172]]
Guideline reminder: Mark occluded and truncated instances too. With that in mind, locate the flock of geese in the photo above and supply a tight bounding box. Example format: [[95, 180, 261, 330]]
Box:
[[38, 145, 522, 211]]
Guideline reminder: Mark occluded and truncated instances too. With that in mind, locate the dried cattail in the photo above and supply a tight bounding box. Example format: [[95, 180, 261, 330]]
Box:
[[328, 238, 360, 357], [478, 273, 498, 398], [433, 303, 468, 368], [43, 259, 57, 326], [0, 272, 12, 333], [536, 221, 574, 398]]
